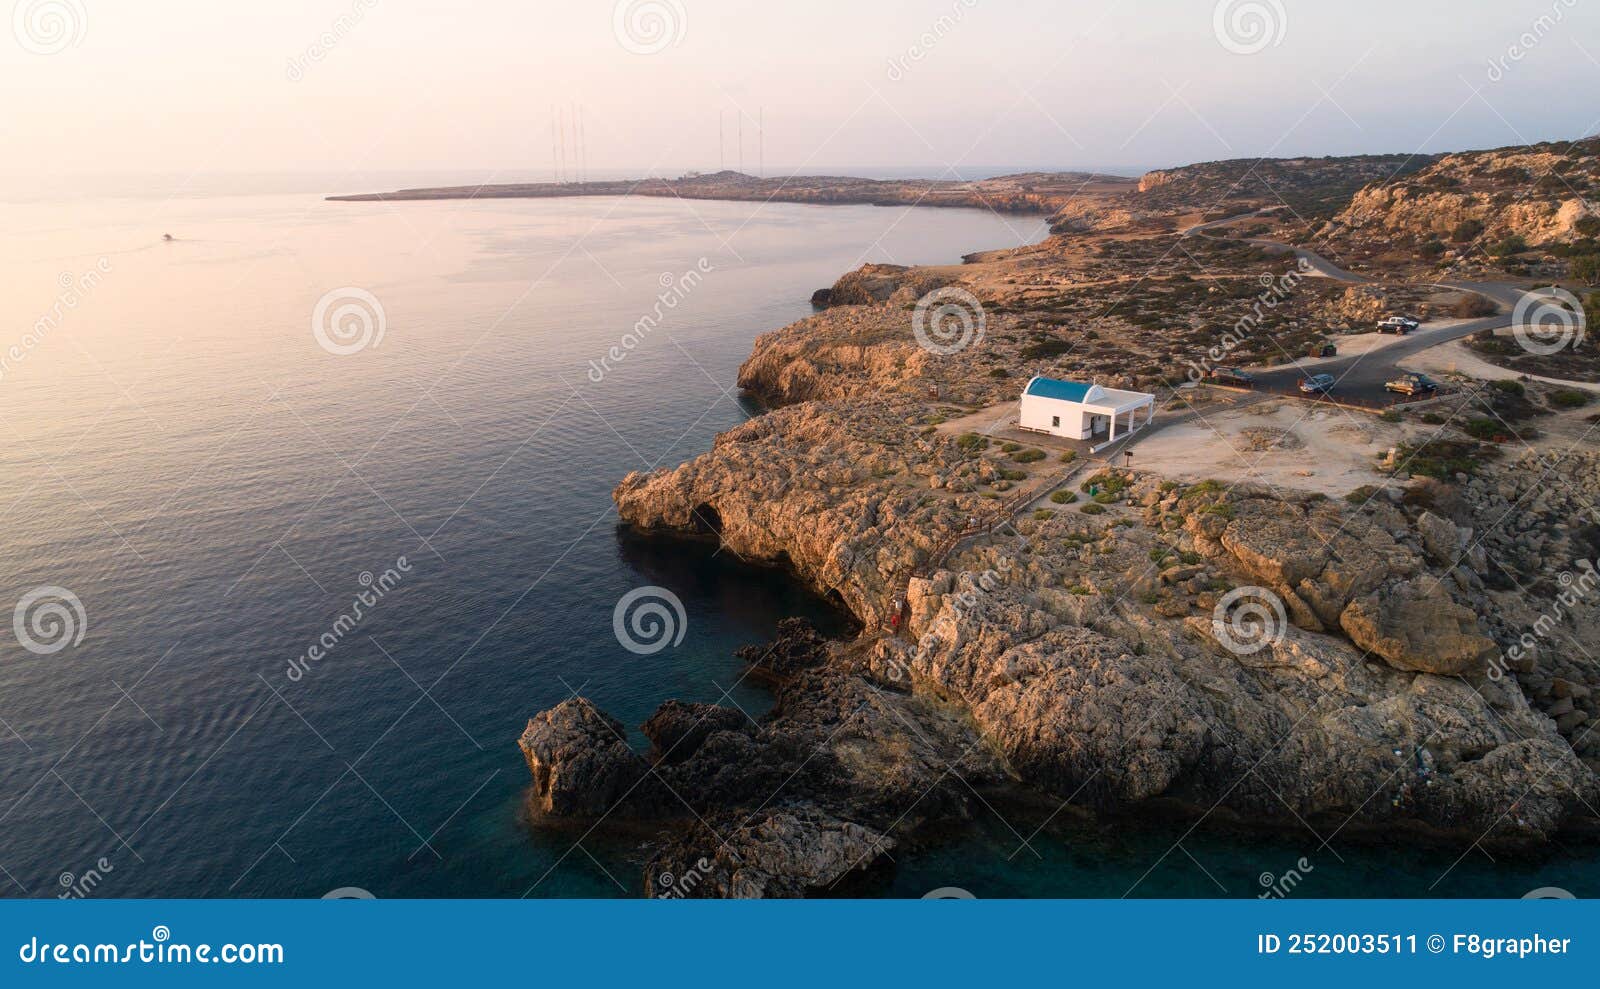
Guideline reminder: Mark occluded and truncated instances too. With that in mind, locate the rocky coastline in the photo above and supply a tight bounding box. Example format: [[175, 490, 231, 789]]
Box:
[[515, 148, 1600, 898]]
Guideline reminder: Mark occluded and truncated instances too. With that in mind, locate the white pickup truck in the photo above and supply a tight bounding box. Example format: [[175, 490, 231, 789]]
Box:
[[1376, 315, 1420, 334]]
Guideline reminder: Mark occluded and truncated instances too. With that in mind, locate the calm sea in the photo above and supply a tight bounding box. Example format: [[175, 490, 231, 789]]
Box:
[[0, 185, 1591, 898]]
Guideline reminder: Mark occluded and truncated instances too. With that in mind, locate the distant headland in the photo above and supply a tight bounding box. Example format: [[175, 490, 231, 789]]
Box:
[[325, 169, 1136, 215]]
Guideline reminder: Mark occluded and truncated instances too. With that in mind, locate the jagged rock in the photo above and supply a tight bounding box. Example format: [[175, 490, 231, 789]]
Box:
[[518, 699, 657, 816], [642, 701, 751, 765], [1340, 577, 1497, 675], [645, 811, 894, 898], [1418, 510, 1466, 567], [736, 616, 835, 680]]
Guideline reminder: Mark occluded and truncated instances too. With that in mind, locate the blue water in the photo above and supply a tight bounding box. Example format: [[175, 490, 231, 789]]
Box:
[[0, 190, 1050, 898], [0, 189, 1594, 900]]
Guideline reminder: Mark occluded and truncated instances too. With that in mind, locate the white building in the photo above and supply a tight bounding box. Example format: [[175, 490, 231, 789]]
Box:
[[1018, 375, 1155, 444]]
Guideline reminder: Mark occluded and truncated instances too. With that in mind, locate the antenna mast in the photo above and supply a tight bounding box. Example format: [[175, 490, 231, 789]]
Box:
[[577, 104, 588, 183]]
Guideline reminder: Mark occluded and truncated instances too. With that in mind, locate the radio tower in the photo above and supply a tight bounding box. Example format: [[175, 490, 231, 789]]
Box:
[[578, 105, 588, 183], [719, 110, 725, 171], [759, 107, 764, 178], [550, 106, 559, 183], [557, 105, 568, 183], [738, 112, 744, 174]]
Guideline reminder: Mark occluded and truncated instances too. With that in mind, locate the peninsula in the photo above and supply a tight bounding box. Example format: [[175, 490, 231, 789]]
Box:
[[341, 139, 1600, 897]]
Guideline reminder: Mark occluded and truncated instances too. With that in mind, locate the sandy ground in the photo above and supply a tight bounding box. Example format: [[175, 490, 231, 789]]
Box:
[[1400, 340, 1600, 393], [1126, 399, 1409, 497]]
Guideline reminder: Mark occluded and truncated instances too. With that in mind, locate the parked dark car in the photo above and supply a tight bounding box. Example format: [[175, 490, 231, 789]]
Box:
[[1299, 373, 1336, 394], [1208, 367, 1255, 386], [1385, 372, 1438, 396]]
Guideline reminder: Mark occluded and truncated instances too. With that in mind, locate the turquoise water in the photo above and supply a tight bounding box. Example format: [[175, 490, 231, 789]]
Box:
[[0, 186, 1593, 899]]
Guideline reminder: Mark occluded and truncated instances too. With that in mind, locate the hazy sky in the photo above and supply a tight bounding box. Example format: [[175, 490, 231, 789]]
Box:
[[5, 0, 1598, 181]]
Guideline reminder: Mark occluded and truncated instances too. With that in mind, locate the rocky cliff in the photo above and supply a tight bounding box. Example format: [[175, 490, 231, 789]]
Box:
[[517, 139, 1600, 896], [1330, 137, 1600, 247]]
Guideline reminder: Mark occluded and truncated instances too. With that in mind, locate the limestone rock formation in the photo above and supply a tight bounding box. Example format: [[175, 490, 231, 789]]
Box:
[[1340, 577, 1498, 675], [518, 699, 656, 816]]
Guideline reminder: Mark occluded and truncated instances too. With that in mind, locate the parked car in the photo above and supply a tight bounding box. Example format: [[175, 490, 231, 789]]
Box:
[[1376, 315, 1420, 334], [1208, 367, 1255, 387], [1385, 372, 1438, 396], [1299, 373, 1336, 394]]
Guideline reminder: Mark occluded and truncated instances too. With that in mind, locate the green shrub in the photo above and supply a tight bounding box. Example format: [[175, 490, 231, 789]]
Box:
[[1450, 219, 1484, 242], [1013, 448, 1047, 463], [1182, 479, 1225, 498], [1000, 442, 1022, 453], [1345, 484, 1379, 504], [988, 367, 1010, 378], [1050, 490, 1077, 504], [1000, 468, 1027, 481], [1079, 503, 1107, 515], [1080, 470, 1132, 495], [1463, 417, 1503, 440], [1393, 438, 1492, 479], [1380, 410, 1401, 423], [1032, 509, 1055, 520], [1490, 378, 1524, 395], [955, 432, 988, 452], [1059, 450, 1077, 463], [1453, 293, 1497, 317], [1489, 235, 1528, 257], [1550, 388, 1590, 409]]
